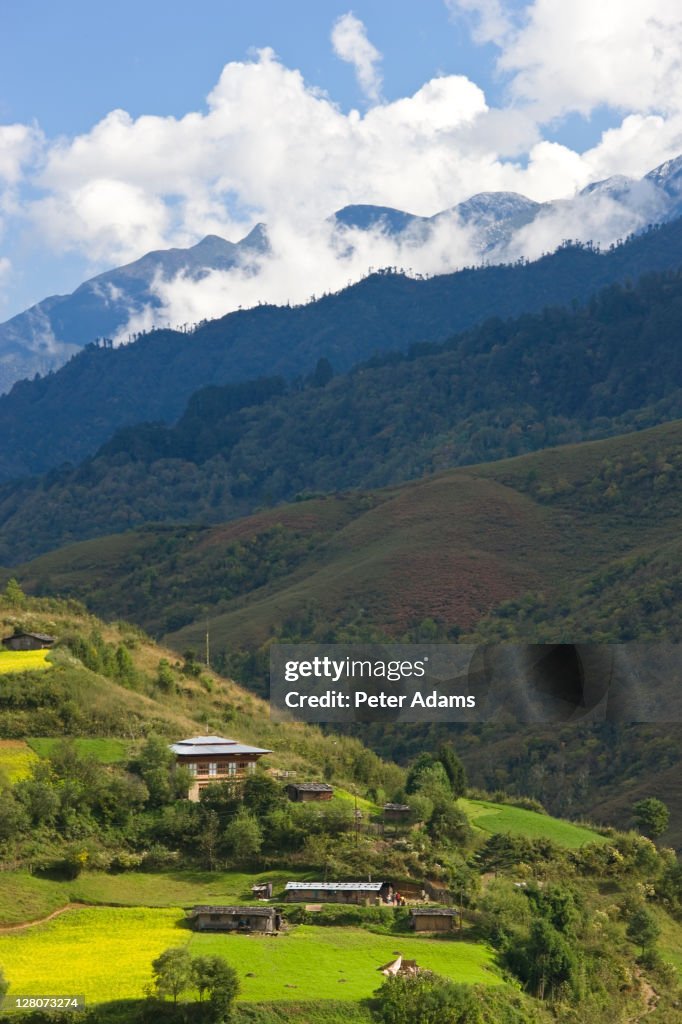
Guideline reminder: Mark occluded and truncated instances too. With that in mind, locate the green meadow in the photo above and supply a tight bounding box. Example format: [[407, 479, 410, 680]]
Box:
[[0, 870, 311, 927], [459, 799, 608, 849], [25, 737, 130, 763], [0, 907, 500, 1005]]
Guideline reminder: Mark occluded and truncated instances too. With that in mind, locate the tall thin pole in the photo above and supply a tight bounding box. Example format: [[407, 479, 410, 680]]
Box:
[[205, 619, 210, 669]]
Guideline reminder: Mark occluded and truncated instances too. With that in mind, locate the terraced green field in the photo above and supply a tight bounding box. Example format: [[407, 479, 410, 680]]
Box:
[[0, 870, 311, 927], [0, 907, 501, 1004], [26, 737, 130, 763], [459, 799, 608, 849], [0, 649, 51, 674], [0, 740, 39, 782]]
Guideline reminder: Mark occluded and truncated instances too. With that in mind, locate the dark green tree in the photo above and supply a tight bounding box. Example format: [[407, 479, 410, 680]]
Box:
[[436, 744, 467, 798], [242, 773, 286, 817], [224, 808, 262, 864], [633, 797, 670, 838], [190, 955, 239, 1022], [151, 946, 192, 1006], [626, 907, 660, 951]]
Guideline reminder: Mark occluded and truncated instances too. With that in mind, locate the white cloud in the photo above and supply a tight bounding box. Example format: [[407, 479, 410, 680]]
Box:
[[331, 12, 383, 103], [4, 9, 682, 331], [451, 0, 682, 123], [0, 123, 42, 185], [445, 0, 515, 46]]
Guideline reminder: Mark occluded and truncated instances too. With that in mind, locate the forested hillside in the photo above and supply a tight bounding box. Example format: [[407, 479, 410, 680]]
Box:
[[3, 266, 682, 564], [4, 216, 682, 480]]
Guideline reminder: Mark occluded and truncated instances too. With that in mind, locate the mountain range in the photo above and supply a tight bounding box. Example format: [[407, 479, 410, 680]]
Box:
[[5, 210, 682, 482], [2, 154, 682, 395]]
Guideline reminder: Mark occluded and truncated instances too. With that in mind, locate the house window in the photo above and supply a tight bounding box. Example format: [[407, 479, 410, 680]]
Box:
[[247, 762, 256, 774], [217, 762, 229, 774], [228, 763, 237, 776], [197, 764, 209, 776], [186, 763, 197, 776], [209, 762, 217, 776]]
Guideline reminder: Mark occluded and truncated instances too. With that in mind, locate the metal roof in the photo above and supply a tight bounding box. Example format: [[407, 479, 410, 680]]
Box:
[[289, 782, 334, 791], [285, 881, 386, 892], [384, 803, 410, 811], [189, 905, 276, 917], [410, 907, 456, 916], [170, 736, 272, 756], [2, 632, 56, 643]]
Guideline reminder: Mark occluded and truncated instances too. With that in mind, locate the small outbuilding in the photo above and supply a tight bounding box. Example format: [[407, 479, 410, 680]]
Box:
[[251, 882, 273, 899], [2, 632, 56, 651], [383, 803, 411, 821], [286, 782, 334, 802], [188, 906, 281, 933], [284, 881, 391, 905], [410, 907, 457, 932]]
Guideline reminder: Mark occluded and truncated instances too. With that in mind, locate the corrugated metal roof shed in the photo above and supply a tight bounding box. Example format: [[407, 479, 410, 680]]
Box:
[[285, 881, 385, 892]]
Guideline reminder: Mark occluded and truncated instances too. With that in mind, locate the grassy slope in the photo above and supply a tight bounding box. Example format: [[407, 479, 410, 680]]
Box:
[[0, 871, 312, 927], [0, 602, 404, 791], [26, 737, 129, 762], [0, 907, 500, 1004], [15, 417, 682, 654], [459, 799, 608, 849]]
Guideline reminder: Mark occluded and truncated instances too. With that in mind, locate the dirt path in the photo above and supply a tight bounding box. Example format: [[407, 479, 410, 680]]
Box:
[[0, 902, 81, 933], [626, 970, 659, 1022]]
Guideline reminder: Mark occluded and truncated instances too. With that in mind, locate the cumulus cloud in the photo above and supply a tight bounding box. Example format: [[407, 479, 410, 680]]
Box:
[[0, 124, 42, 185], [450, 0, 682, 124], [3, 5, 682, 335], [331, 12, 383, 103], [445, 0, 515, 46]]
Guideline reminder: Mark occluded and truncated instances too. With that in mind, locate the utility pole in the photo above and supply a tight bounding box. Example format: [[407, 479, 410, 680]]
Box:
[[205, 618, 210, 669]]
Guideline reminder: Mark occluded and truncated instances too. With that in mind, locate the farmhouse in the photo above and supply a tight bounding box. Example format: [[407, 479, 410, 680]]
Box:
[[284, 881, 392, 905], [188, 905, 281, 933], [169, 735, 272, 801], [2, 632, 56, 651], [410, 907, 457, 932], [286, 782, 334, 802], [383, 802, 411, 821]]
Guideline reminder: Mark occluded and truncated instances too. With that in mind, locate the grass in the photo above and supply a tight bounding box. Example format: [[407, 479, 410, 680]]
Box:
[[459, 799, 608, 849], [0, 873, 69, 927], [333, 789, 382, 817], [0, 649, 51, 674], [26, 737, 130, 763], [0, 870, 312, 926], [0, 740, 39, 782], [0, 907, 501, 1005], [654, 908, 682, 974]]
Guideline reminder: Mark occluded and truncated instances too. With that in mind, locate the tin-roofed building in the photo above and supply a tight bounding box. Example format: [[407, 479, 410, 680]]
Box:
[[188, 905, 281, 933], [286, 782, 334, 802], [383, 803, 411, 821], [2, 632, 56, 651], [284, 881, 392, 905], [170, 735, 272, 801]]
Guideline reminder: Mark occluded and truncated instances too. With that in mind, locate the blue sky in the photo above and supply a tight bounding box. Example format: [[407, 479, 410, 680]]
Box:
[[1, 0, 682, 320]]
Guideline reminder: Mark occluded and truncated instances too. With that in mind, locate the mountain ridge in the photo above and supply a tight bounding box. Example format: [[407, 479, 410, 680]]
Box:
[[4, 215, 682, 481], [3, 152, 682, 394]]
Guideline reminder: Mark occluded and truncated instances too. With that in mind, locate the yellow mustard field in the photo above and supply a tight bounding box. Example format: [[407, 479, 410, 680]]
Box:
[[0, 649, 51, 674]]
